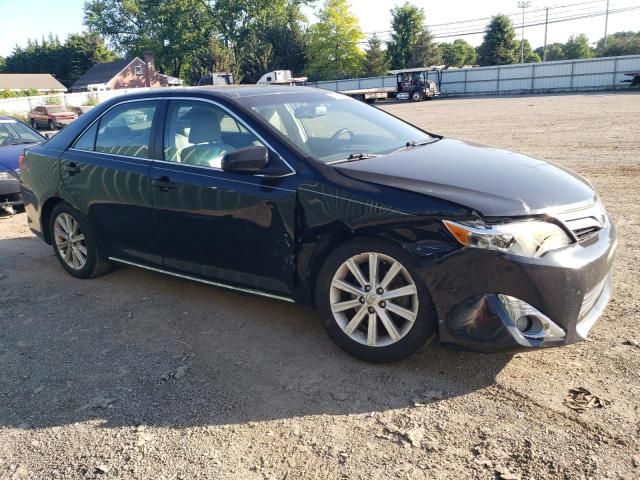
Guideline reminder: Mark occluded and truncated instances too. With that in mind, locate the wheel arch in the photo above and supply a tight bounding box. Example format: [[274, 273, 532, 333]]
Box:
[[299, 225, 410, 307], [40, 196, 65, 244]]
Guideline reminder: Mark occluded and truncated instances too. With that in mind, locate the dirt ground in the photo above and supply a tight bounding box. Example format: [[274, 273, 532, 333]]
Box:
[[1, 92, 639, 480]]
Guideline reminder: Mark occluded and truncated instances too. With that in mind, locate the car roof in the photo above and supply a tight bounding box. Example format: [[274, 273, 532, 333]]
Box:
[[0, 115, 18, 122], [106, 85, 322, 102]]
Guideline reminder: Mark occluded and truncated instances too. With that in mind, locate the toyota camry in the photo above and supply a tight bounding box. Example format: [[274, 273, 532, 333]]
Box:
[[20, 87, 616, 362]]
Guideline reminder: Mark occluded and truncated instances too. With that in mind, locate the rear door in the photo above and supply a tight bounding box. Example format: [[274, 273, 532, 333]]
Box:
[[148, 98, 298, 296], [60, 99, 162, 265]]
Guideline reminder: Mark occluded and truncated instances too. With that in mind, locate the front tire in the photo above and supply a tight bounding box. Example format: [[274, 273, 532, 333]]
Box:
[[48, 119, 55, 130], [49, 203, 112, 279], [315, 238, 436, 362], [411, 90, 424, 102], [31, 119, 38, 129]]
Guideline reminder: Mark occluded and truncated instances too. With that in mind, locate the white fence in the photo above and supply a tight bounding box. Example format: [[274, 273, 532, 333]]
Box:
[[0, 88, 152, 115], [310, 54, 640, 97]]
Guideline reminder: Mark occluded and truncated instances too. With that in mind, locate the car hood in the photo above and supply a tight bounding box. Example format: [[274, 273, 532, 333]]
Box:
[[335, 138, 596, 217], [0, 144, 24, 171]]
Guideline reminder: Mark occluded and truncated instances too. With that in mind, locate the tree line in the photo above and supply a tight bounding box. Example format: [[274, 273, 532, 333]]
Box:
[[1, 0, 639, 88]]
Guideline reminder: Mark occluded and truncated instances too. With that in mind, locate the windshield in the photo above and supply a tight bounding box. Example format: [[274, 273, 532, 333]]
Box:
[[238, 91, 434, 162], [0, 121, 43, 145]]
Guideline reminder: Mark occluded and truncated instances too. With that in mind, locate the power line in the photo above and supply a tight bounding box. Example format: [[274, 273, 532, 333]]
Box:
[[430, 5, 640, 40], [428, 1, 633, 34], [356, 4, 640, 44], [362, 0, 607, 36], [360, 0, 637, 42]]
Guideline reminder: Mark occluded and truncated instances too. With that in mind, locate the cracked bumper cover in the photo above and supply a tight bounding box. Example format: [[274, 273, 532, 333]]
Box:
[[414, 220, 617, 352]]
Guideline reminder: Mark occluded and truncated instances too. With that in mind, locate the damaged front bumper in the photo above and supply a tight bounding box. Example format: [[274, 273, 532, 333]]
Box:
[[417, 220, 617, 353]]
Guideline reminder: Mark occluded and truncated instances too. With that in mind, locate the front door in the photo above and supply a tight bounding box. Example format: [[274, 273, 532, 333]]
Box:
[[149, 99, 298, 296], [60, 99, 162, 265]]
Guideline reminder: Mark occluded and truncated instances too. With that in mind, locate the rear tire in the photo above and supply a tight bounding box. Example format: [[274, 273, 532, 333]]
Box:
[[315, 237, 436, 362], [49, 203, 112, 279]]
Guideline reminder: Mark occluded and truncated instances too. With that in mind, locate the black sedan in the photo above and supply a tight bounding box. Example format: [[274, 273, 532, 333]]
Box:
[[19, 87, 616, 362], [0, 116, 46, 213]]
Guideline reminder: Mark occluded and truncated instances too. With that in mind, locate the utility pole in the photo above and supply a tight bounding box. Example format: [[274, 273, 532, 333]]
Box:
[[603, 0, 610, 50], [543, 7, 549, 61], [517, 1, 532, 63]]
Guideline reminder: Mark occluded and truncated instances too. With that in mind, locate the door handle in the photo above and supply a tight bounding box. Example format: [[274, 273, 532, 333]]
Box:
[[63, 163, 81, 175], [151, 176, 176, 191]]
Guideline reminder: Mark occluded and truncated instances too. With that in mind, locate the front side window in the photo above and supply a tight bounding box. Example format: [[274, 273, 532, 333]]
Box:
[[88, 101, 157, 158], [238, 91, 434, 163], [163, 100, 264, 168]]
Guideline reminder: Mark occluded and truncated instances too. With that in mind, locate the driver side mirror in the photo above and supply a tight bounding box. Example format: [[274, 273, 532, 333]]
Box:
[[221, 145, 269, 173]]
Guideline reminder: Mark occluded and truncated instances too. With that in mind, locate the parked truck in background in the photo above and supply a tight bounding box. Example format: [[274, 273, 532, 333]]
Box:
[[309, 68, 442, 103], [197, 72, 235, 86], [257, 70, 308, 86], [256, 68, 440, 103]]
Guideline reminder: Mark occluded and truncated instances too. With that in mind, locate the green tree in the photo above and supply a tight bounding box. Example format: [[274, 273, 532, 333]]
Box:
[[535, 42, 565, 61], [188, 37, 239, 85], [2, 32, 116, 87], [212, 0, 310, 83], [364, 35, 389, 77], [84, 0, 214, 79], [440, 39, 477, 67], [0, 56, 5, 72], [515, 39, 541, 63], [387, 2, 425, 69], [563, 34, 593, 60], [65, 32, 116, 84], [305, 0, 364, 81], [85, 0, 311, 83], [410, 29, 442, 67], [595, 31, 640, 57], [477, 15, 519, 66]]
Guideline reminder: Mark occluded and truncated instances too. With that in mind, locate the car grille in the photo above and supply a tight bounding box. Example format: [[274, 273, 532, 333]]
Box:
[[579, 275, 608, 320], [556, 202, 606, 243]]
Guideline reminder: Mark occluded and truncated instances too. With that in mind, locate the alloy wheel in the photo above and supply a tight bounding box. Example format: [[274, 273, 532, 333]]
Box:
[[53, 213, 88, 270], [329, 252, 419, 347]]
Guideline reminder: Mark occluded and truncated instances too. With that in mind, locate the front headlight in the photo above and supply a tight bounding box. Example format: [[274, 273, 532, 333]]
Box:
[[443, 219, 572, 258]]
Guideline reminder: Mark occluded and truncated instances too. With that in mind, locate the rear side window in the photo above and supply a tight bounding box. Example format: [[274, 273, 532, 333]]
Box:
[[75, 101, 157, 158], [73, 123, 98, 151]]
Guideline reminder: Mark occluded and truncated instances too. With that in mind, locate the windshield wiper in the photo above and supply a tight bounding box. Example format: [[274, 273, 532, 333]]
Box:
[[404, 138, 439, 148], [391, 138, 440, 153], [328, 152, 377, 165], [6, 140, 37, 145]]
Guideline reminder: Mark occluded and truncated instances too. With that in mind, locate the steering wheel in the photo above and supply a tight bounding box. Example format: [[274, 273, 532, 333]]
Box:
[[328, 128, 355, 150]]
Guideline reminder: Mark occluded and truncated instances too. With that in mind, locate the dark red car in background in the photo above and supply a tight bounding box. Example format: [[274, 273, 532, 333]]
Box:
[[29, 105, 77, 130]]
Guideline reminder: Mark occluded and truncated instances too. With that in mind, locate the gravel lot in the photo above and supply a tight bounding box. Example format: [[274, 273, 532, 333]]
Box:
[[1, 92, 639, 480]]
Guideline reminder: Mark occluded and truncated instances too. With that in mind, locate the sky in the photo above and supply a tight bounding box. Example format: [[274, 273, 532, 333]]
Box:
[[0, 0, 639, 57]]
